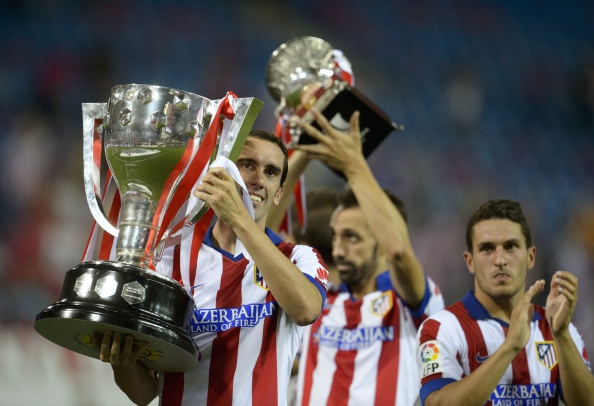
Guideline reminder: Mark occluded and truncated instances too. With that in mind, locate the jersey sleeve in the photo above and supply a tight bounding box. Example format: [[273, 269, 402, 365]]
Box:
[[289, 244, 329, 310], [568, 322, 592, 371], [406, 276, 445, 322], [417, 311, 464, 404]]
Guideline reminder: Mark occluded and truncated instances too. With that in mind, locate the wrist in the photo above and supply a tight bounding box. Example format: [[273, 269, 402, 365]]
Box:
[[499, 339, 524, 358], [552, 328, 572, 343], [343, 158, 371, 181]]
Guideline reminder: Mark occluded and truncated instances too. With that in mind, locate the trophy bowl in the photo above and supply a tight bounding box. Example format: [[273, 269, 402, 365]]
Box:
[[35, 84, 262, 372], [265, 36, 336, 108], [265, 36, 402, 162]]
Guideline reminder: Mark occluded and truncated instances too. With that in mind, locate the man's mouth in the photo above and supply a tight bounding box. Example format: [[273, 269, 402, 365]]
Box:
[[250, 194, 263, 203], [336, 262, 354, 273], [494, 272, 510, 281]]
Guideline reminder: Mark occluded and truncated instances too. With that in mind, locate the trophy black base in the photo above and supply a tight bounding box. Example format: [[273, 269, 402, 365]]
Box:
[[34, 260, 200, 372], [287, 81, 403, 178], [290, 82, 403, 155]]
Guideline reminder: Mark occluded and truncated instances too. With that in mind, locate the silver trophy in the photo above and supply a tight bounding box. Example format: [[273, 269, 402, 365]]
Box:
[[35, 84, 263, 371], [265, 36, 403, 163]]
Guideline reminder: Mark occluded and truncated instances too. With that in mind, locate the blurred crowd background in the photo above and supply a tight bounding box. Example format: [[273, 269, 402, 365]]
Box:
[[1, 1, 593, 404]]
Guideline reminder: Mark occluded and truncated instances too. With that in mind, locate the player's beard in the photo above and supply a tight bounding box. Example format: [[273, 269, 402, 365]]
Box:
[[336, 257, 378, 289]]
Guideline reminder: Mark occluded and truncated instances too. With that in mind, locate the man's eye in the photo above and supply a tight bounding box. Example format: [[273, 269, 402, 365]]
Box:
[[345, 233, 359, 243]]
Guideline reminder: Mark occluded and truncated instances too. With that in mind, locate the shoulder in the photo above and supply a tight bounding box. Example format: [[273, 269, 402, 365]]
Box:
[[279, 241, 326, 263], [419, 302, 466, 336]]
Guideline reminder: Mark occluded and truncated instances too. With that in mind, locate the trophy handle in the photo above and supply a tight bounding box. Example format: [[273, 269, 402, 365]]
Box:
[[82, 103, 119, 237], [187, 96, 263, 223], [158, 97, 264, 245]]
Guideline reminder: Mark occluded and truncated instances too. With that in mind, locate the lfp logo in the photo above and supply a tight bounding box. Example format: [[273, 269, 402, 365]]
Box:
[[420, 340, 443, 378]]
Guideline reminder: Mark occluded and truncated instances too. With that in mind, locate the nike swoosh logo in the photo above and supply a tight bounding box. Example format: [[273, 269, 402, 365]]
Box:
[[476, 353, 489, 363]]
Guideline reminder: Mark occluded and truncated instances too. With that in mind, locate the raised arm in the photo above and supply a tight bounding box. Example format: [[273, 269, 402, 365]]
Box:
[[546, 271, 594, 405], [195, 166, 323, 325], [295, 109, 426, 306]]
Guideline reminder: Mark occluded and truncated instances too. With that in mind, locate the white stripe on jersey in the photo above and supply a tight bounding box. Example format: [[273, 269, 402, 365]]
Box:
[[298, 274, 444, 406], [417, 291, 591, 405], [156, 227, 327, 406]]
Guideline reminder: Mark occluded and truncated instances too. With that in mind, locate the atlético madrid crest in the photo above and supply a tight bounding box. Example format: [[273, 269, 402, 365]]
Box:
[[371, 291, 393, 317], [535, 341, 558, 370], [254, 265, 268, 291]]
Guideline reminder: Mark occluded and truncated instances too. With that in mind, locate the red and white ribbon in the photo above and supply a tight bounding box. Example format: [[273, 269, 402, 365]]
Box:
[[81, 92, 238, 273]]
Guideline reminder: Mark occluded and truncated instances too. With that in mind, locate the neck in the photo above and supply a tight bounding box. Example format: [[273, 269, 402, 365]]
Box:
[[474, 290, 521, 323], [212, 221, 238, 253], [349, 262, 385, 301]]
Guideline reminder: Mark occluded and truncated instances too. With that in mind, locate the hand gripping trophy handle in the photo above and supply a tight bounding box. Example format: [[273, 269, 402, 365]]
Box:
[[35, 85, 263, 372]]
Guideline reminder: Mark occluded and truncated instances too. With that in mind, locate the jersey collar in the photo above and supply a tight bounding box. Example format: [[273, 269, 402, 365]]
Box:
[[462, 290, 542, 325], [203, 227, 283, 259], [338, 270, 392, 298]]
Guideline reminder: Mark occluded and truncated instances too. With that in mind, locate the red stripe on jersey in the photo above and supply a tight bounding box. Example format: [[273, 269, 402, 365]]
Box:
[[507, 322, 531, 385], [537, 307, 560, 406], [252, 293, 279, 404], [161, 372, 184, 406], [374, 291, 400, 405], [449, 302, 488, 373], [419, 318, 444, 385], [419, 317, 441, 342], [327, 298, 363, 405], [300, 295, 333, 406], [206, 256, 247, 405]]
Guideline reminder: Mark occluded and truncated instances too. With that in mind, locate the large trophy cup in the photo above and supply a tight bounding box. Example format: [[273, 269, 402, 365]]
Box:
[[265, 36, 403, 163], [35, 84, 262, 371]]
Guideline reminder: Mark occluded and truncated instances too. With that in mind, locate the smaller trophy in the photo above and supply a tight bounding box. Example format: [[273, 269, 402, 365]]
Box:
[[35, 84, 262, 372], [265, 36, 403, 164]]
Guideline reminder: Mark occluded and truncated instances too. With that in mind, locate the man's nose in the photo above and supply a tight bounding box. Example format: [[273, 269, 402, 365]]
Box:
[[494, 246, 506, 266], [248, 169, 265, 188], [332, 239, 345, 259]]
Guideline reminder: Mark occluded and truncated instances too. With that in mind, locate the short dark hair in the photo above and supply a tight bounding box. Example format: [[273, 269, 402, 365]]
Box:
[[248, 129, 289, 186], [465, 199, 532, 252], [336, 186, 408, 223]]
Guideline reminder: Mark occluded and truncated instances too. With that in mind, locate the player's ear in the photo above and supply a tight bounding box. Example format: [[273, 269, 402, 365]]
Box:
[[527, 245, 536, 270], [273, 184, 284, 205], [463, 251, 475, 276]]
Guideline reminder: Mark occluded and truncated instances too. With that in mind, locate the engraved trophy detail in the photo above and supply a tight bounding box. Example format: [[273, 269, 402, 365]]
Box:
[[34, 84, 263, 372]]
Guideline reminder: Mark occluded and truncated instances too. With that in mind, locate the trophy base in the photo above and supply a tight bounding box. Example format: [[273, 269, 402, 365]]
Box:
[[34, 260, 200, 372], [290, 81, 403, 169]]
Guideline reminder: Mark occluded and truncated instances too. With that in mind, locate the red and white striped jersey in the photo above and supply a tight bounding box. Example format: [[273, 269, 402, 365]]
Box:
[[417, 291, 592, 406], [155, 227, 328, 406], [296, 272, 444, 406]]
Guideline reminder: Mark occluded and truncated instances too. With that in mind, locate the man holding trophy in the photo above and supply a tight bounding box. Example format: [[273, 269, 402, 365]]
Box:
[[99, 129, 328, 406], [34, 84, 329, 406], [265, 37, 444, 405]]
